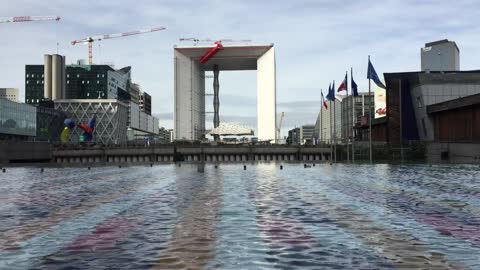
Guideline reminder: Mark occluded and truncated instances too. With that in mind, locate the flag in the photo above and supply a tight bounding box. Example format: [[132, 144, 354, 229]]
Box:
[[321, 92, 328, 110], [351, 73, 359, 97], [337, 73, 347, 92], [367, 59, 386, 89], [326, 82, 335, 101]]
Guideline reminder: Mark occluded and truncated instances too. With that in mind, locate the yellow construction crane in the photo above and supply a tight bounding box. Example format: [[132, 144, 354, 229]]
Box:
[[277, 112, 285, 143]]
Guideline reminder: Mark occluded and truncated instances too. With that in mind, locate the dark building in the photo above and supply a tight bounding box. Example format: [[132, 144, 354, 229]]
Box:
[[139, 91, 152, 115], [286, 127, 300, 145], [367, 70, 480, 145], [25, 65, 45, 105], [25, 64, 132, 104]]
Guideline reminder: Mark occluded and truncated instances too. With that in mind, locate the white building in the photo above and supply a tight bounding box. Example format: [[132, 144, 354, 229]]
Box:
[[0, 88, 19, 102], [314, 96, 344, 144], [174, 44, 277, 142]]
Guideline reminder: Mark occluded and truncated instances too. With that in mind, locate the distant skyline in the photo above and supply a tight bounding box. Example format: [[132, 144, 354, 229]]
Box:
[[2, 0, 480, 136]]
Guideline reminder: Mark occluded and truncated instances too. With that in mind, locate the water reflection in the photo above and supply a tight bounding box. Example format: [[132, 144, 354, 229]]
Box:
[[0, 164, 479, 269]]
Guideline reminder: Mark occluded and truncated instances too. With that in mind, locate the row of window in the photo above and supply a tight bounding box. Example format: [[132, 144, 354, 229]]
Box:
[[67, 74, 106, 78], [26, 74, 44, 78], [26, 73, 106, 79], [26, 80, 43, 84]]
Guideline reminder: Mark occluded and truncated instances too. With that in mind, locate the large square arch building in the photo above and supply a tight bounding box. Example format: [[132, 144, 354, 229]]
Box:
[[174, 44, 277, 141]]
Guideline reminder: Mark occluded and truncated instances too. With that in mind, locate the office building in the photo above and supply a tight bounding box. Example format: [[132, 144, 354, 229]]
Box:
[[370, 70, 480, 144], [174, 44, 276, 141], [421, 39, 460, 72], [340, 93, 374, 142], [287, 127, 300, 145], [139, 91, 152, 115], [314, 96, 344, 144], [25, 62, 132, 104], [54, 99, 129, 145], [0, 98, 36, 140], [0, 88, 19, 102]]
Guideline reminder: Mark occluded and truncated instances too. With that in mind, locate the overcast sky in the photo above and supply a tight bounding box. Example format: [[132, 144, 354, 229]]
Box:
[[1, 0, 479, 136]]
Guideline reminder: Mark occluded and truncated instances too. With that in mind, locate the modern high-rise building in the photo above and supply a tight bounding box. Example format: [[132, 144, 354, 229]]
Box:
[[314, 96, 344, 144], [421, 39, 460, 72], [25, 61, 159, 144], [25, 62, 132, 104], [0, 88, 19, 102], [139, 91, 152, 115], [340, 93, 374, 142]]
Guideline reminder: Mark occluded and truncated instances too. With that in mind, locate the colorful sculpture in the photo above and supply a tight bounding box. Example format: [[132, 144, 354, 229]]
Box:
[[78, 116, 96, 143], [60, 119, 75, 144]]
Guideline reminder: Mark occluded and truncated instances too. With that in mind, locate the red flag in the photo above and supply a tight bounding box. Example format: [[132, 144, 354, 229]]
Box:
[[337, 73, 347, 92], [321, 92, 328, 110]]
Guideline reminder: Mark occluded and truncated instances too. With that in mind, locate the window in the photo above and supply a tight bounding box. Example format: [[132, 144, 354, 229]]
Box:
[[67, 74, 69, 78], [26, 74, 29, 78], [82, 81, 85, 84], [42, 74, 44, 78], [102, 74, 105, 78], [97, 81, 100, 84], [41, 80, 44, 84], [67, 80, 69, 84], [97, 74, 99, 78], [87, 81, 90, 84], [36, 80, 39, 84], [26, 81, 29, 84], [77, 74, 80, 78]]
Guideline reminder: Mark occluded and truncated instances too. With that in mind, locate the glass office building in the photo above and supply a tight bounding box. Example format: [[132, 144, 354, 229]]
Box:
[[0, 98, 36, 139]]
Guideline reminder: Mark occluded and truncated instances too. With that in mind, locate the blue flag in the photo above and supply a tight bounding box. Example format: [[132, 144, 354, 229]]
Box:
[[326, 82, 335, 101], [367, 59, 386, 89], [351, 74, 359, 97]]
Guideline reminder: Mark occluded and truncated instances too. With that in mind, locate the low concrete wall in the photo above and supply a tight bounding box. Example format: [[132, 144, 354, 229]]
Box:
[[0, 142, 52, 164], [427, 143, 480, 164], [52, 145, 333, 165]]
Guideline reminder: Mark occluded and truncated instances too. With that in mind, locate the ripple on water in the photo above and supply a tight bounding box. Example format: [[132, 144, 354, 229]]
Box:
[[0, 164, 479, 269]]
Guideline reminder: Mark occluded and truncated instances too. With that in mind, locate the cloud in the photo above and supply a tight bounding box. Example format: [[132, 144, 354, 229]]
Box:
[[2, 0, 480, 135]]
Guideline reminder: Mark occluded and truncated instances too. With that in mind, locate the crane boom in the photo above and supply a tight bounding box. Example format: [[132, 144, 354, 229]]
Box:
[[71, 26, 166, 64], [0, 16, 60, 23], [71, 27, 166, 45]]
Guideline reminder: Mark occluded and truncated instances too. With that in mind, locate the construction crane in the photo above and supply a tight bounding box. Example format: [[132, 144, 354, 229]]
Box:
[[0, 16, 60, 23], [277, 112, 285, 143], [72, 26, 166, 65], [179, 38, 251, 63]]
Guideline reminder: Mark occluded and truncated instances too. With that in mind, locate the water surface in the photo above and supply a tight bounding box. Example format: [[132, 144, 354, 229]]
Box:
[[1, 164, 479, 269]]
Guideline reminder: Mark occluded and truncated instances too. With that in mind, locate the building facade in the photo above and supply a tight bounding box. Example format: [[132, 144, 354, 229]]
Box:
[[314, 96, 344, 144], [174, 44, 277, 142], [54, 99, 129, 145], [0, 98, 36, 140], [373, 71, 480, 145], [341, 93, 374, 142], [421, 39, 460, 72], [139, 91, 152, 115], [25, 64, 132, 104], [0, 88, 19, 102]]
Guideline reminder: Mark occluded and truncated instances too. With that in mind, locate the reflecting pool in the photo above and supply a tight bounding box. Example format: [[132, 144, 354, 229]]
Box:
[[1, 164, 479, 269]]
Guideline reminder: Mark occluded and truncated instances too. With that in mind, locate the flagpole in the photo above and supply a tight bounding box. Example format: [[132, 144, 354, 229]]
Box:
[[345, 71, 349, 163], [320, 90, 323, 146], [330, 99, 333, 162], [351, 67, 355, 164], [368, 55, 373, 163], [333, 80, 337, 163]]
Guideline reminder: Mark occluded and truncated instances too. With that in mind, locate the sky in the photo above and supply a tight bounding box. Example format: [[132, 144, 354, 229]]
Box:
[[1, 0, 480, 137]]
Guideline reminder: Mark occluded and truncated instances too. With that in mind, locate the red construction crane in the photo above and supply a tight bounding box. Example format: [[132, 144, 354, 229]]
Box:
[[179, 38, 251, 64], [72, 26, 166, 65], [0, 16, 60, 23]]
